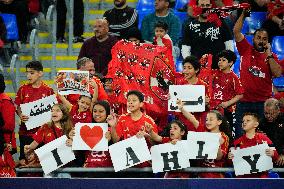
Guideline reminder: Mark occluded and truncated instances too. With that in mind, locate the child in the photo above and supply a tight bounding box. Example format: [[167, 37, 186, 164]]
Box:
[[57, 94, 92, 125], [107, 90, 158, 173], [15, 61, 55, 160], [211, 50, 244, 135], [0, 129, 15, 177], [143, 119, 190, 178], [228, 112, 279, 178], [17, 150, 42, 177], [198, 110, 231, 178], [24, 103, 73, 153], [173, 56, 209, 132]]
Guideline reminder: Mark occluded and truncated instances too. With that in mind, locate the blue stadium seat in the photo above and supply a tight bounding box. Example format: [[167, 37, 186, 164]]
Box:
[[268, 171, 280, 178], [273, 76, 284, 90], [241, 12, 266, 35], [0, 13, 19, 41], [245, 35, 253, 45], [272, 36, 284, 58], [138, 10, 153, 29], [175, 59, 183, 72], [174, 11, 188, 24], [175, 0, 189, 10], [233, 55, 240, 77], [136, 0, 155, 12]]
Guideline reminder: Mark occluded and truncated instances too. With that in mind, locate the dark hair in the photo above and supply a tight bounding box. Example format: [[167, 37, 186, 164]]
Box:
[[217, 50, 237, 65], [253, 28, 269, 38], [161, 119, 188, 140], [154, 21, 168, 32], [92, 100, 111, 123], [0, 73, 6, 93], [79, 94, 92, 101], [126, 27, 144, 42], [208, 110, 233, 145], [165, 0, 176, 8], [126, 90, 144, 102], [182, 55, 201, 75], [76, 57, 93, 70], [243, 112, 260, 123], [26, 61, 43, 71]]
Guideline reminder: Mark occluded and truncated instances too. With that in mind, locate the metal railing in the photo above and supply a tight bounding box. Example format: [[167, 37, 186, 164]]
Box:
[[9, 54, 19, 91], [29, 29, 39, 61], [65, 0, 74, 55]]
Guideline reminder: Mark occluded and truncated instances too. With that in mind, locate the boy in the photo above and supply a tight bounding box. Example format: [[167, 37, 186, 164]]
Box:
[[228, 112, 278, 178], [15, 61, 54, 160], [211, 50, 244, 136]]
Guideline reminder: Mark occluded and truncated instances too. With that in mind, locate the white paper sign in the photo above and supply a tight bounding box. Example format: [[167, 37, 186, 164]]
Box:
[[72, 123, 108, 151], [187, 132, 221, 159], [35, 135, 75, 175], [151, 140, 190, 173], [109, 136, 151, 172], [231, 143, 273, 176], [168, 85, 205, 112], [20, 95, 58, 130], [57, 70, 89, 95]]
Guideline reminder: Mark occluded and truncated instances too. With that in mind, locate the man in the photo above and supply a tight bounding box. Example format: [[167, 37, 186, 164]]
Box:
[[67, 57, 108, 106], [78, 19, 118, 76], [141, 0, 181, 45], [233, 9, 282, 138], [181, 0, 233, 69], [259, 98, 284, 167], [103, 0, 138, 39]]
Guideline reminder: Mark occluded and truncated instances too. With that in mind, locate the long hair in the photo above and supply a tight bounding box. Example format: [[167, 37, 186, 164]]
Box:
[[161, 119, 188, 140], [48, 103, 73, 136], [92, 100, 111, 123], [208, 110, 233, 146]]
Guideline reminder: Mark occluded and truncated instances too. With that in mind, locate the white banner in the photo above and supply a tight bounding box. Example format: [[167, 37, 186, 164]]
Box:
[[35, 135, 75, 175], [20, 94, 58, 130], [72, 123, 108, 151], [187, 132, 221, 159], [168, 85, 205, 112], [109, 136, 151, 172], [231, 143, 273, 176], [151, 140, 190, 173], [56, 70, 89, 95]]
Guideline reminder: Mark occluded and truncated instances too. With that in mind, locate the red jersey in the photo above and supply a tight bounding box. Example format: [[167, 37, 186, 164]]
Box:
[[211, 70, 244, 112], [274, 92, 284, 112], [0, 93, 16, 149], [173, 78, 208, 132], [0, 149, 16, 177], [67, 76, 108, 106], [15, 82, 54, 136], [189, 0, 233, 8], [84, 151, 113, 168], [70, 104, 92, 125], [199, 132, 229, 178], [233, 132, 278, 178], [236, 38, 280, 102], [33, 123, 63, 144]]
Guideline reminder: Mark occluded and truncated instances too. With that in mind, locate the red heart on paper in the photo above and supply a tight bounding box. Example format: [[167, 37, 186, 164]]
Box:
[[80, 125, 103, 149]]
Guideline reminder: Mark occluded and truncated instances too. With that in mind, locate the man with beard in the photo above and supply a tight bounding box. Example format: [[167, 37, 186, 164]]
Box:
[[233, 9, 282, 139], [259, 98, 284, 168], [181, 0, 234, 69], [78, 19, 118, 76], [103, 0, 138, 39], [66, 57, 108, 106]]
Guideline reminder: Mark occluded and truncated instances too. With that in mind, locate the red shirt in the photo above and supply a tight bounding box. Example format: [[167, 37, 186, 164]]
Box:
[[174, 78, 208, 132], [67, 76, 108, 106], [211, 70, 244, 112], [0, 149, 16, 177], [84, 151, 113, 168], [237, 38, 280, 102], [233, 132, 278, 178], [70, 104, 92, 125], [33, 123, 63, 144], [15, 82, 54, 136], [189, 0, 233, 8], [199, 132, 229, 178]]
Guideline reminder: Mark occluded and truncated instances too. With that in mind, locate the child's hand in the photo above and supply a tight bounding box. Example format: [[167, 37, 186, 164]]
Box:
[[68, 128, 75, 140], [219, 136, 225, 145], [170, 139, 179, 145], [105, 131, 111, 141], [176, 98, 185, 111], [205, 95, 210, 106], [276, 154, 284, 166], [6, 143, 12, 151], [265, 148, 274, 157], [145, 122, 153, 133], [228, 152, 234, 159], [136, 131, 148, 138], [20, 114, 29, 122], [106, 113, 118, 128], [66, 139, 73, 147]]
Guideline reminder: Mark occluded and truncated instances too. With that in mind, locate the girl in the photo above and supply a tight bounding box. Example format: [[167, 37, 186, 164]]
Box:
[[142, 119, 190, 178], [198, 110, 231, 178]]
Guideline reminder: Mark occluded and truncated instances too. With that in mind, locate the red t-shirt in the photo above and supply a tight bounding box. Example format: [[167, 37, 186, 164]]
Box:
[[211, 70, 244, 112], [0, 149, 16, 177], [70, 104, 92, 125], [199, 132, 229, 178], [84, 151, 113, 168], [15, 82, 54, 136], [237, 38, 280, 102], [173, 78, 208, 132], [67, 76, 108, 106], [189, 0, 233, 8], [33, 123, 63, 144], [233, 132, 278, 178]]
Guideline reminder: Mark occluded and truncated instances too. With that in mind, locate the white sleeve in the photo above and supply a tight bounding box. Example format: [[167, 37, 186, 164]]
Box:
[[181, 45, 191, 59], [224, 40, 234, 52]]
